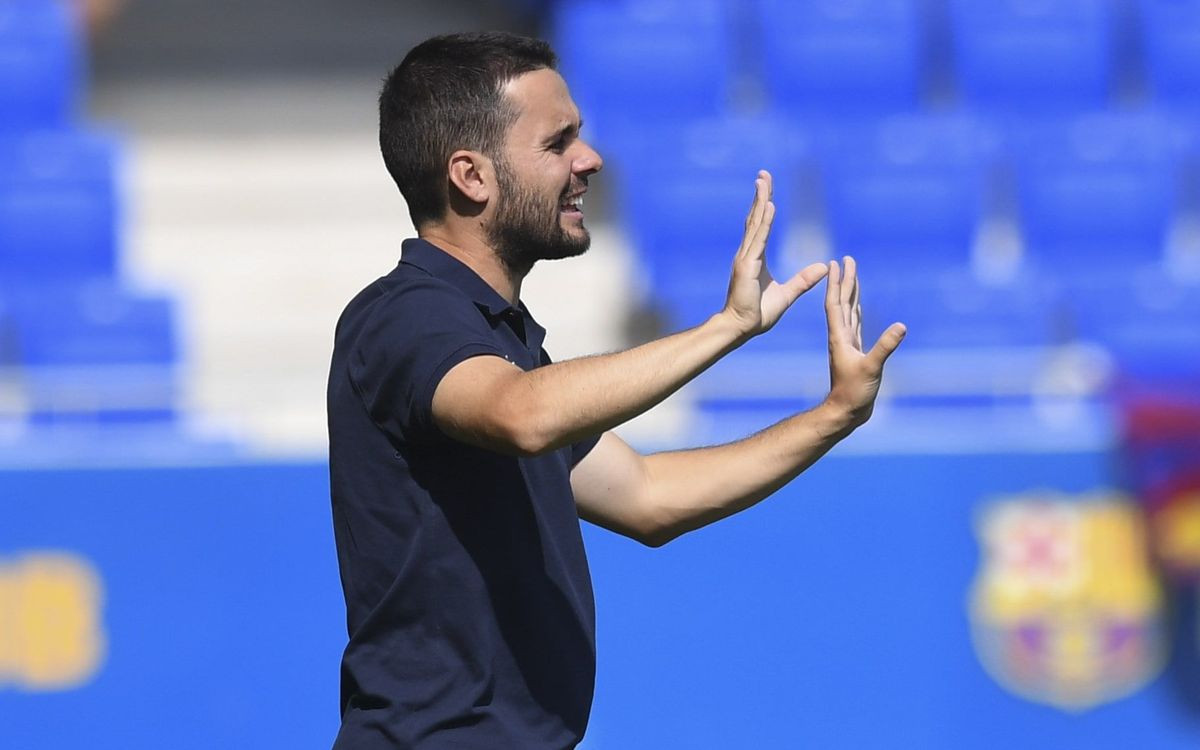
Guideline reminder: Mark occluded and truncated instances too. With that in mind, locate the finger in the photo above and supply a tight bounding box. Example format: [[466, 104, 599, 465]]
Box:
[[746, 200, 775, 262], [824, 260, 841, 335], [866, 322, 907, 369], [850, 271, 862, 349], [739, 176, 768, 259], [855, 301, 863, 350], [739, 176, 768, 258], [840, 256, 856, 329]]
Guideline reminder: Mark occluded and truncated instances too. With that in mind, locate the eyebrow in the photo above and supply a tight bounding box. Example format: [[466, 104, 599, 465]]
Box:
[[543, 120, 583, 145]]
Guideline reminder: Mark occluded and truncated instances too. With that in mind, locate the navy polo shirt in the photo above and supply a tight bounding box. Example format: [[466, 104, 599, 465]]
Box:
[[327, 238, 600, 749]]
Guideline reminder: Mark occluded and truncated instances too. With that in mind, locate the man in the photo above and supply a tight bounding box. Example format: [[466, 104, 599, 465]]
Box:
[[327, 31, 905, 749]]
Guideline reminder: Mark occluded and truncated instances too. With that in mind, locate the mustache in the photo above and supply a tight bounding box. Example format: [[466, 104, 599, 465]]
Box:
[[561, 178, 588, 198]]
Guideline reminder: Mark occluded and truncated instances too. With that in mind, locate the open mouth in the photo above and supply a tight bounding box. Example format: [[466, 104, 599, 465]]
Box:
[[560, 193, 584, 215]]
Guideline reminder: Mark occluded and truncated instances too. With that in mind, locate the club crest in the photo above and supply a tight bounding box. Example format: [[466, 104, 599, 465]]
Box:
[[1144, 471, 1200, 582], [968, 491, 1165, 710]]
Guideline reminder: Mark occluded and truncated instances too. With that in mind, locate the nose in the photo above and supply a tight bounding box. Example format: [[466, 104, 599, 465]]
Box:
[[573, 139, 603, 176]]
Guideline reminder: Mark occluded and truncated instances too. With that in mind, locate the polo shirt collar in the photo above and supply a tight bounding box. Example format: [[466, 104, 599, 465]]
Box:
[[399, 238, 546, 351]]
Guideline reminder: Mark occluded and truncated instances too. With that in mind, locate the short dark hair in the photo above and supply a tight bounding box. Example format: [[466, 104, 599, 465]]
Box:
[[379, 32, 558, 228]]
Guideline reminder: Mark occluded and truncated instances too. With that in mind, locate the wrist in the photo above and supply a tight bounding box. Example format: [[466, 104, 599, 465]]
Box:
[[814, 397, 864, 438], [710, 308, 756, 347]]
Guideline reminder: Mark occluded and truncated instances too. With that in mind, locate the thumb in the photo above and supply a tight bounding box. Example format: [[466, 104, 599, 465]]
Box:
[[866, 322, 907, 368], [780, 262, 830, 299]]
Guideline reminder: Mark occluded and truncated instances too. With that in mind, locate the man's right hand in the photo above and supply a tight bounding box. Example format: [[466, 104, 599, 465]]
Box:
[[721, 170, 829, 339]]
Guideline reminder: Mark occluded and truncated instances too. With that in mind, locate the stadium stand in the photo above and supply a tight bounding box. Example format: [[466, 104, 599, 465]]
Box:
[[548, 0, 1200, 419], [0, 0, 181, 432]]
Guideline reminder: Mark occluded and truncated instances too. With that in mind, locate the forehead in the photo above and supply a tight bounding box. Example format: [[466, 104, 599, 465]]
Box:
[[501, 68, 580, 140]]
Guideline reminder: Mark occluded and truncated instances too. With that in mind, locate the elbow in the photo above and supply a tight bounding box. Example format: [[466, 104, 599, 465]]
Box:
[[492, 399, 558, 458], [507, 428, 555, 458], [638, 528, 673, 548], [634, 510, 679, 548]]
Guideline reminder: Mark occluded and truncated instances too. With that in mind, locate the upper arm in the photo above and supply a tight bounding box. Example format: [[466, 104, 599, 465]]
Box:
[[571, 431, 660, 545], [431, 354, 536, 454]]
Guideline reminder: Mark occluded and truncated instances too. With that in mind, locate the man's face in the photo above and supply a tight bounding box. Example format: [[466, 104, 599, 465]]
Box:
[[485, 68, 603, 274]]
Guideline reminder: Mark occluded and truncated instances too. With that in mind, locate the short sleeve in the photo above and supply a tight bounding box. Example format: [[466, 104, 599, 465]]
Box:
[[347, 278, 505, 444]]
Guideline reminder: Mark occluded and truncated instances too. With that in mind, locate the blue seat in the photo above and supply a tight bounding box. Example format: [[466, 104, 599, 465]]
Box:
[[1011, 112, 1189, 279], [1064, 276, 1200, 385], [6, 281, 178, 423], [948, 0, 1114, 112], [819, 114, 1000, 275], [553, 0, 735, 149], [0, 0, 81, 129], [867, 271, 1057, 349], [1139, 0, 1200, 110], [0, 130, 119, 282], [617, 115, 807, 330], [757, 0, 923, 116]]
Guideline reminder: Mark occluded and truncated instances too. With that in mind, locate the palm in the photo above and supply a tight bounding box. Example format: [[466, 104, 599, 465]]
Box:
[[823, 256, 907, 424], [725, 171, 827, 336]]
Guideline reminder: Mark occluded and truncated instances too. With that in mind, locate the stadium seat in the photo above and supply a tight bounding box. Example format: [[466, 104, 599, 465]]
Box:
[[0, 129, 120, 282], [552, 0, 735, 149], [0, 0, 81, 129], [867, 272, 1057, 350], [757, 0, 924, 116], [6, 281, 178, 423], [1139, 0, 1200, 110], [819, 114, 1000, 274], [617, 115, 807, 330], [948, 0, 1114, 112], [1010, 112, 1189, 279], [1064, 276, 1200, 388]]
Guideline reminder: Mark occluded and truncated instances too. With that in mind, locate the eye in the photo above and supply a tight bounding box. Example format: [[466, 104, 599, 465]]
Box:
[[548, 137, 567, 154]]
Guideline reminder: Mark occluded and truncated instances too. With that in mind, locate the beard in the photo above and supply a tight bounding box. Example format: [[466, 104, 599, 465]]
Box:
[[486, 157, 590, 276]]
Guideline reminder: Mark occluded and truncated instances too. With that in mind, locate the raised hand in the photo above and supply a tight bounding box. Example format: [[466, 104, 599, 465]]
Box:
[[723, 171, 829, 338], [824, 256, 906, 425]]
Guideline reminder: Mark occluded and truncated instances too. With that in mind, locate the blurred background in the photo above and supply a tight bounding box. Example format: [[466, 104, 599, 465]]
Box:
[[2, 0, 1200, 747]]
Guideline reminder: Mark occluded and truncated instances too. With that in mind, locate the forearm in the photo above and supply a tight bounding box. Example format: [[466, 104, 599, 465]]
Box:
[[639, 400, 858, 545], [513, 312, 747, 452]]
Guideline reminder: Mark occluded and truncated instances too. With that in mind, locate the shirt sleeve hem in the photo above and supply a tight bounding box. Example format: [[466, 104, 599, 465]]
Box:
[[414, 341, 508, 436]]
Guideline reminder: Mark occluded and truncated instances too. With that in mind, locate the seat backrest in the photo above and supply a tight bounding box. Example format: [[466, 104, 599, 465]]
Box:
[[949, 0, 1114, 112], [820, 114, 1000, 272], [1139, 0, 1200, 107], [757, 0, 924, 115], [1012, 112, 1188, 270], [553, 0, 735, 147], [0, 130, 119, 282], [0, 0, 81, 129], [8, 281, 176, 367]]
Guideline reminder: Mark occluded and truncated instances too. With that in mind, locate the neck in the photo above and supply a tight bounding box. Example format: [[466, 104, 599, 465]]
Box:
[[418, 224, 524, 304]]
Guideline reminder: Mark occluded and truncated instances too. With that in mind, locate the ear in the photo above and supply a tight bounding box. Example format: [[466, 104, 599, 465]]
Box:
[[447, 149, 493, 207]]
